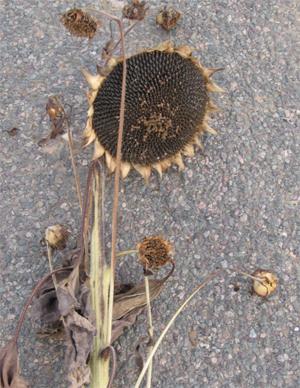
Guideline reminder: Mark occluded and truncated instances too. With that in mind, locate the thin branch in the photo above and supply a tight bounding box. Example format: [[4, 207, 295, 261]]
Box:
[[66, 120, 83, 212], [144, 275, 154, 388]]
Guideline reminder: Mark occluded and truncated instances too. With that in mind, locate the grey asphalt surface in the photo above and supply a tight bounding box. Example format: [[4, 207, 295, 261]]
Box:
[[0, 0, 299, 387]]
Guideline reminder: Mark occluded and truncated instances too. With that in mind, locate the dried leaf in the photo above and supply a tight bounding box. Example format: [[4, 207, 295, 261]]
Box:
[[38, 96, 67, 147], [32, 267, 73, 326], [0, 341, 28, 388], [113, 277, 168, 320], [64, 311, 96, 387], [111, 306, 145, 343]]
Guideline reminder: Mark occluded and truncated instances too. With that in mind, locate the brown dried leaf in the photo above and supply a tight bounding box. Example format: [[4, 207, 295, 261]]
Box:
[[0, 341, 28, 388], [64, 311, 96, 387], [113, 277, 168, 320], [38, 96, 67, 147], [111, 306, 145, 343]]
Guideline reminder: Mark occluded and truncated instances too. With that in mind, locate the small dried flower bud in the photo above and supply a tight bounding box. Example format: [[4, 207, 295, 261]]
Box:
[[45, 224, 70, 250], [123, 0, 147, 21], [61, 8, 99, 39], [156, 7, 181, 31], [137, 236, 172, 271], [252, 269, 278, 297]]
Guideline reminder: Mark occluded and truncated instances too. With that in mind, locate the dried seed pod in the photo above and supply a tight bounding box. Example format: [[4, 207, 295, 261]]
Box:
[[123, 0, 147, 21], [252, 269, 278, 297], [137, 236, 172, 270], [61, 8, 99, 39], [45, 224, 70, 250], [156, 7, 181, 31], [83, 42, 224, 181]]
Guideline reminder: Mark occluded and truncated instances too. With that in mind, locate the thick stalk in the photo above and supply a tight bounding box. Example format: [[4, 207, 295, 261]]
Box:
[[90, 168, 110, 388]]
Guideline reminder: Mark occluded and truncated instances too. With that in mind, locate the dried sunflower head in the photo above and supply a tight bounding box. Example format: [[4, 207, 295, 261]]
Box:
[[122, 0, 147, 21], [45, 224, 70, 250], [137, 236, 172, 271], [156, 7, 181, 31], [61, 8, 99, 39], [83, 41, 223, 181]]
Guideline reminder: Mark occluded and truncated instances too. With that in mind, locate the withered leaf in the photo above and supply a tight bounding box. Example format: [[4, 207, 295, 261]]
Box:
[[113, 277, 169, 320], [0, 341, 28, 388], [111, 306, 145, 343], [38, 96, 67, 147], [64, 310, 96, 388]]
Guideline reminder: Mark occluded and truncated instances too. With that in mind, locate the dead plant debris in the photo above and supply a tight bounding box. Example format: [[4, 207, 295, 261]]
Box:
[[252, 269, 278, 297], [122, 0, 148, 21], [38, 96, 68, 147], [156, 7, 181, 31], [5, 128, 19, 137], [61, 8, 99, 39], [0, 341, 28, 388], [45, 224, 70, 250], [137, 236, 172, 271]]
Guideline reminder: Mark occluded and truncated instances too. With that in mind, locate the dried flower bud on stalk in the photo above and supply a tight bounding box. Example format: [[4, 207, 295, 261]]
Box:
[[137, 236, 173, 271], [156, 7, 181, 31], [252, 269, 278, 297], [61, 8, 99, 39], [123, 0, 148, 21], [45, 224, 70, 250]]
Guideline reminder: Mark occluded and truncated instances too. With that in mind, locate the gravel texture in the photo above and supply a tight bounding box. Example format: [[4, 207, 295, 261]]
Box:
[[0, 0, 299, 387]]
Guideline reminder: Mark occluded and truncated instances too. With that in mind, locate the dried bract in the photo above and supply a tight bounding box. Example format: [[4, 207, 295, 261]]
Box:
[[156, 7, 181, 31], [252, 269, 278, 297], [61, 8, 99, 39], [45, 224, 70, 250], [137, 236, 172, 270], [122, 0, 147, 21]]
